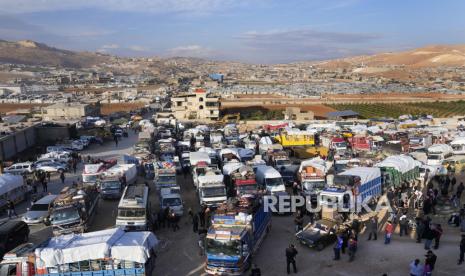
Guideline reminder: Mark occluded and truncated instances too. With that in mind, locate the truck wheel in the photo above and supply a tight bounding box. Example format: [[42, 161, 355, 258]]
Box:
[[316, 242, 324, 251]]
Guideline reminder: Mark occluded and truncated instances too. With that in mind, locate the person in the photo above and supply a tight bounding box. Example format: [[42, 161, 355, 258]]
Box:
[[416, 217, 425, 243], [250, 264, 261, 276], [292, 181, 299, 195], [42, 180, 48, 192], [72, 160, 77, 174], [158, 208, 166, 228], [163, 206, 171, 228], [348, 237, 357, 262], [433, 224, 443, 249], [114, 135, 119, 147], [192, 213, 199, 233], [457, 182, 464, 205], [424, 226, 435, 250], [384, 220, 394, 244], [60, 171, 65, 184], [198, 228, 207, 256], [171, 211, 180, 232], [425, 250, 437, 274], [341, 230, 349, 254], [198, 206, 206, 228], [7, 199, 17, 218], [409, 259, 423, 276], [285, 244, 298, 274], [333, 234, 343, 260], [399, 213, 409, 237], [424, 169, 430, 186], [458, 234, 465, 265], [294, 211, 304, 233]]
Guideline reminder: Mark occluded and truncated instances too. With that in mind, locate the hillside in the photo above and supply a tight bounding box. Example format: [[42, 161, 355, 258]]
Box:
[[0, 40, 111, 68]]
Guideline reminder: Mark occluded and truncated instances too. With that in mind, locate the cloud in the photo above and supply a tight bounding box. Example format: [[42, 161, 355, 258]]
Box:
[[236, 28, 382, 63], [167, 45, 216, 58], [128, 45, 147, 52], [0, 0, 252, 15]]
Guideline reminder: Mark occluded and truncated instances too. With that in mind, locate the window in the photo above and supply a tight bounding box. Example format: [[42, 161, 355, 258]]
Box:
[[199, 97, 204, 102], [199, 105, 204, 110], [177, 102, 182, 107]]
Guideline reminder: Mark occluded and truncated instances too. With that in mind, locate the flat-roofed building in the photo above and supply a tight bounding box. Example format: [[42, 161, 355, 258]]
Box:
[[41, 103, 101, 121], [171, 88, 220, 121]]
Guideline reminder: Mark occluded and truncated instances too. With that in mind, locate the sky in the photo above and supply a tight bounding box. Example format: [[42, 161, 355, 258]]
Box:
[[0, 0, 465, 63]]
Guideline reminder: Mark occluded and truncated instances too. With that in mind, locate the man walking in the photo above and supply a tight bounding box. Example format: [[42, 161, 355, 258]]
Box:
[[285, 244, 298, 274], [7, 199, 17, 218], [333, 234, 343, 260], [384, 220, 394, 244], [399, 213, 409, 236], [458, 234, 465, 265], [425, 250, 437, 273], [60, 171, 65, 184], [409, 259, 423, 276], [368, 216, 378, 240]]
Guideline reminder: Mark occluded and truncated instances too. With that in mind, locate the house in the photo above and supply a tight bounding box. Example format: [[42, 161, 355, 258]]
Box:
[[41, 103, 101, 121], [282, 107, 314, 121], [171, 88, 220, 121]]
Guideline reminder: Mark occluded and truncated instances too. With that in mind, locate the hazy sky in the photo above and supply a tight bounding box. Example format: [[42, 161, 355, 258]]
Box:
[[1, 0, 464, 63]]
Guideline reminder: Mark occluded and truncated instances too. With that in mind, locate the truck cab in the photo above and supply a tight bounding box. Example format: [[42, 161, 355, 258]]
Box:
[[198, 172, 227, 207], [160, 187, 184, 216], [255, 165, 285, 194]]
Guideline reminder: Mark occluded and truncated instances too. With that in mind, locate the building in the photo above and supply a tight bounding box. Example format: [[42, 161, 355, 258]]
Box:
[[326, 110, 360, 120], [41, 103, 101, 121], [283, 107, 314, 121], [171, 88, 220, 121], [0, 85, 26, 96]]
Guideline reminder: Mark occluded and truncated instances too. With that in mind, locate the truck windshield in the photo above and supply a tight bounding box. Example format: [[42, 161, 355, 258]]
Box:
[[265, 177, 283, 186], [158, 175, 176, 183], [334, 142, 347, 148], [101, 181, 120, 189], [427, 154, 441, 160], [303, 181, 326, 191], [452, 144, 463, 151], [206, 239, 241, 256], [82, 174, 98, 183], [202, 187, 226, 197], [51, 207, 80, 224], [238, 184, 257, 193], [118, 208, 145, 218], [30, 203, 49, 211], [163, 197, 182, 206], [276, 159, 291, 166]]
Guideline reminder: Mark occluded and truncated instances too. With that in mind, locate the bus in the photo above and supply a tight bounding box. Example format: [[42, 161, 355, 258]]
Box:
[[115, 185, 150, 231]]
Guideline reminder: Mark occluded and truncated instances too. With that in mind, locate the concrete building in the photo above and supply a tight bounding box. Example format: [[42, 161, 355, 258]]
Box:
[[283, 107, 314, 121], [171, 88, 220, 120], [41, 103, 101, 121]]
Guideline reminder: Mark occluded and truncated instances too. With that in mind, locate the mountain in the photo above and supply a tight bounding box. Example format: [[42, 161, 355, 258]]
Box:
[[316, 44, 465, 69], [0, 40, 111, 68]]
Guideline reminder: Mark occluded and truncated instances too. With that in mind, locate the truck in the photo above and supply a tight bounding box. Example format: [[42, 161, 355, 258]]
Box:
[[409, 135, 433, 151], [231, 166, 258, 197], [160, 187, 184, 216], [154, 162, 177, 190], [274, 130, 316, 147], [48, 185, 99, 236], [190, 152, 212, 188], [255, 165, 285, 194], [258, 136, 283, 155], [205, 196, 272, 275], [198, 172, 227, 207], [0, 228, 159, 276], [116, 185, 150, 231], [450, 137, 465, 155], [0, 174, 28, 213], [81, 159, 117, 185], [99, 164, 138, 199], [349, 135, 372, 151], [298, 158, 330, 203], [375, 155, 419, 190], [319, 167, 382, 214], [427, 144, 453, 166], [290, 146, 329, 159]]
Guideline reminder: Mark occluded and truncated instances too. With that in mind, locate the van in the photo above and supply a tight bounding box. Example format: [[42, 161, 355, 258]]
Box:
[[160, 187, 184, 216], [255, 165, 285, 194], [442, 155, 465, 173], [0, 221, 30, 259], [22, 194, 58, 224], [3, 162, 35, 175]]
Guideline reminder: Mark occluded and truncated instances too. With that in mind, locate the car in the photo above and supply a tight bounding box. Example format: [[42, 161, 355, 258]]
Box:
[[0, 221, 30, 259], [22, 194, 58, 224], [35, 158, 69, 168], [36, 162, 67, 173], [3, 162, 35, 175], [296, 219, 347, 251]]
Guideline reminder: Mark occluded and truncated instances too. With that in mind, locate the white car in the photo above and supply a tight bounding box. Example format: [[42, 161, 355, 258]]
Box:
[[36, 162, 67, 173], [4, 162, 36, 175]]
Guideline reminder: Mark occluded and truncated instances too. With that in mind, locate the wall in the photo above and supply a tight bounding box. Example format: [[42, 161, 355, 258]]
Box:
[[0, 125, 37, 161]]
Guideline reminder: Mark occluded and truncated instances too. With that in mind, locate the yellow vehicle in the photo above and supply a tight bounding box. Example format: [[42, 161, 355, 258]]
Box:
[[275, 130, 315, 147], [442, 155, 465, 173], [131, 115, 143, 121], [341, 131, 353, 138], [291, 146, 329, 159]]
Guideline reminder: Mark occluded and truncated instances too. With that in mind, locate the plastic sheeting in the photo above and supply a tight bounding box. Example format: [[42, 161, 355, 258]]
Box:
[[427, 144, 452, 154], [0, 174, 24, 196], [189, 152, 211, 166], [222, 162, 245, 175], [375, 155, 418, 173], [339, 167, 381, 184], [35, 228, 159, 267], [299, 157, 329, 174]]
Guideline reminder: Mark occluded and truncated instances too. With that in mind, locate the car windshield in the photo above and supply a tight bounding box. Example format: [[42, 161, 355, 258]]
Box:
[[452, 144, 463, 150], [428, 154, 441, 160], [158, 175, 176, 183], [163, 197, 182, 206], [30, 203, 49, 211], [51, 207, 80, 224], [118, 208, 145, 218], [266, 177, 283, 186], [303, 181, 326, 191], [202, 187, 226, 197], [276, 159, 291, 166], [206, 239, 241, 256], [83, 174, 98, 183], [102, 181, 120, 189]]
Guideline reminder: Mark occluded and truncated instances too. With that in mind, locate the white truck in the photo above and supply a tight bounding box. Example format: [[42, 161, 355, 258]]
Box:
[[99, 164, 137, 199], [450, 137, 465, 155], [298, 158, 330, 201], [197, 172, 227, 207], [189, 152, 211, 188], [160, 187, 184, 216], [81, 159, 117, 185], [426, 144, 453, 166], [255, 165, 285, 194]]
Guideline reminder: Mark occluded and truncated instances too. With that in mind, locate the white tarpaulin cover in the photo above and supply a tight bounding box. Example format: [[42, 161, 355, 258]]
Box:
[[0, 174, 24, 196], [218, 148, 241, 160], [340, 167, 381, 184], [375, 155, 417, 173], [451, 137, 465, 145], [189, 152, 211, 166], [299, 157, 329, 174], [259, 136, 273, 145], [35, 228, 158, 267], [428, 144, 452, 154], [222, 162, 245, 175]]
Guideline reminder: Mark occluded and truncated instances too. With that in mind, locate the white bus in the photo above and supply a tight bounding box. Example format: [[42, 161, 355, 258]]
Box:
[[116, 185, 150, 231]]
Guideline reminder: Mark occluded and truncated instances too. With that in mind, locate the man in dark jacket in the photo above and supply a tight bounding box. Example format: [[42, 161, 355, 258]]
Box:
[[458, 234, 465, 265], [285, 244, 298, 274], [425, 250, 437, 272], [368, 216, 378, 240]]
